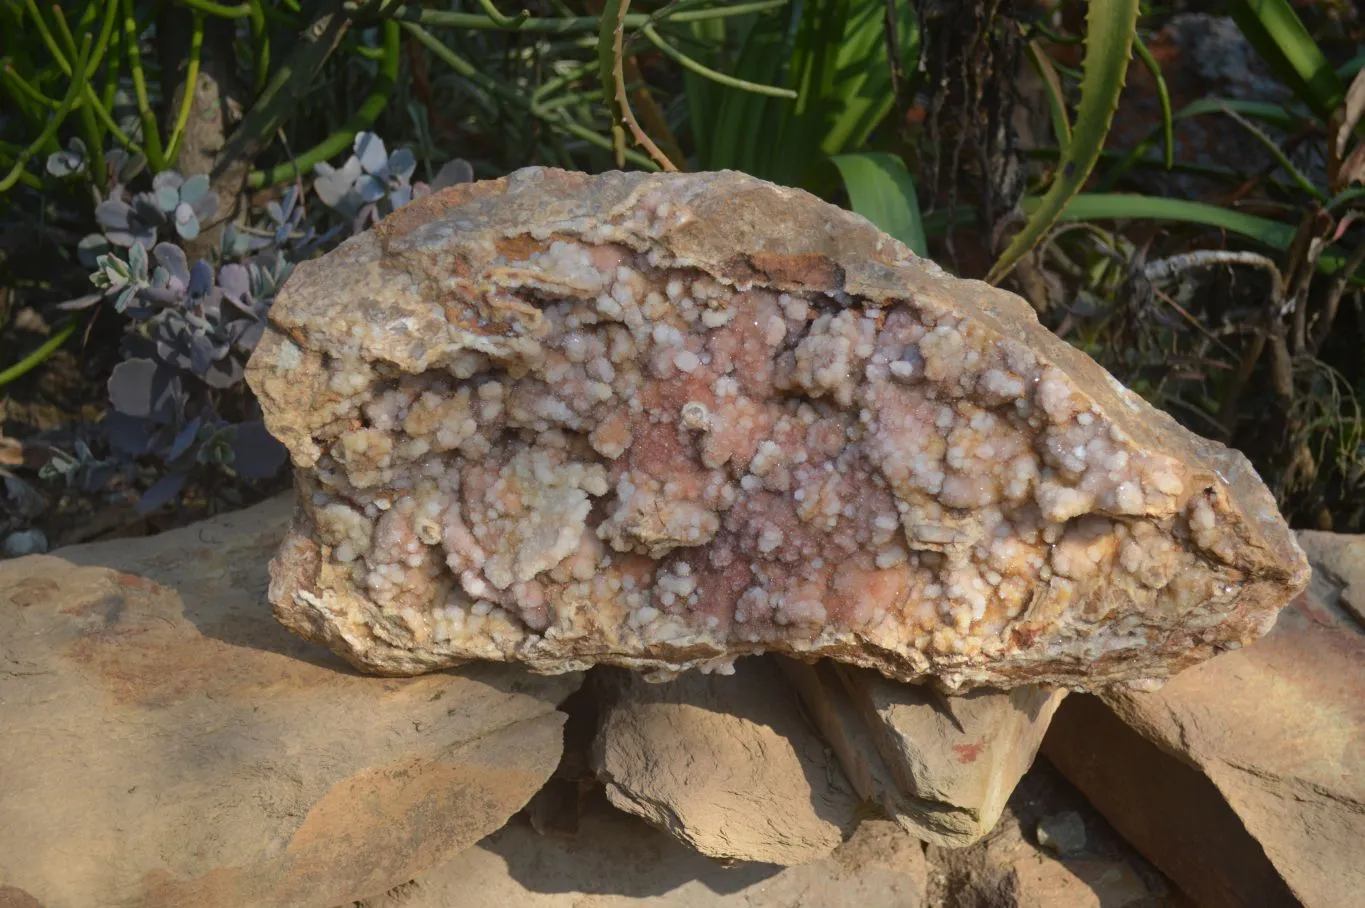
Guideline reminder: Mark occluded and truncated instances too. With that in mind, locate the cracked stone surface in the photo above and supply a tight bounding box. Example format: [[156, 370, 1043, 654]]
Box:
[[247, 166, 1309, 690]]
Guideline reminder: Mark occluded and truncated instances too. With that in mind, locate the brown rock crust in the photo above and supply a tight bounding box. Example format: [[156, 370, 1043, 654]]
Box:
[[247, 167, 1309, 690]]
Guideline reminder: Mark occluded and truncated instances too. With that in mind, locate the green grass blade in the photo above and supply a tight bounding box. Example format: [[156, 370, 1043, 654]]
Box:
[[819, 0, 918, 156], [831, 151, 926, 255], [987, 0, 1140, 283], [1229, 0, 1344, 122], [932, 193, 1356, 278], [682, 19, 727, 166], [1131, 33, 1172, 168], [1027, 39, 1071, 154], [1096, 96, 1303, 190]]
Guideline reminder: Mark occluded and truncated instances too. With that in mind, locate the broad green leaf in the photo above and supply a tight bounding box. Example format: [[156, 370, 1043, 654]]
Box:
[[1229, 0, 1344, 122], [831, 151, 926, 255], [988, 0, 1140, 283]]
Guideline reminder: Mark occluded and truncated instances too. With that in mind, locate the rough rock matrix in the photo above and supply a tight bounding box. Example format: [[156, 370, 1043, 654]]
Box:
[[247, 167, 1309, 689]]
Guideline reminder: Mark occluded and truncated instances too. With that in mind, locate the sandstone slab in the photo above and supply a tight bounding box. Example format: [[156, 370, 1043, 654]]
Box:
[[783, 659, 1063, 846], [1043, 530, 1365, 908], [592, 655, 859, 864], [346, 803, 929, 908], [0, 496, 578, 908], [248, 166, 1308, 691]]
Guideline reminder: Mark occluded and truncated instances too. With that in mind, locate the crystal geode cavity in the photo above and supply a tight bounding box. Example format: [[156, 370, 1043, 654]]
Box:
[[247, 167, 1309, 690]]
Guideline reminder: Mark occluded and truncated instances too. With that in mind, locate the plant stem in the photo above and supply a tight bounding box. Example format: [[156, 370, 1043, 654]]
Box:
[[248, 0, 268, 95], [600, 0, 677, 170], [641, 22, 795, 98], [246, 19, 400, 189], [403, 20, 657, 169], [385, 0, 790, 34], [0, 36, 91, 193], [0, 320, 79, 389], [176, 0, 252, 17], [165, 11, 205, 166], [122, 0, 166, 169]]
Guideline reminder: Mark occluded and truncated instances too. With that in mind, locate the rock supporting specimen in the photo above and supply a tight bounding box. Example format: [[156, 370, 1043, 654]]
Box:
[[248, 166, 1309, 689], [1044, 529, 1365, 908], [781, 660, 1064, 846], [592, 656, 859, 864], [0, 496, 578, 908]]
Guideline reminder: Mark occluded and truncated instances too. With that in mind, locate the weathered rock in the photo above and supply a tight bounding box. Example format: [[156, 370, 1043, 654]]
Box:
[[247, 166, 1308, 690], [782, 659, 1063, 846], [592, 655, 859, 864], [0, 496, 578, 908], [347, 802, 929, 908], [929, 766, 1167, 908], [1035, 811, 1086, 856], [1043, 530, 1365, 908]]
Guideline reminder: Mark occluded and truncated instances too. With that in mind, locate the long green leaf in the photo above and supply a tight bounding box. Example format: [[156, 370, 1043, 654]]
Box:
[[1229, 0, 1344, 122], [831, 151, 926, 255], [1096, 96, 1303, 190], [987, 0, 1139, 283], [691, 0, 917, 186], [930, 193, 1357, 278]]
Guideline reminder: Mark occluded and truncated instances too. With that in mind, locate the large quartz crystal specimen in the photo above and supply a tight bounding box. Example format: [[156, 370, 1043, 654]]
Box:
[[247, 167, 1309, 690]]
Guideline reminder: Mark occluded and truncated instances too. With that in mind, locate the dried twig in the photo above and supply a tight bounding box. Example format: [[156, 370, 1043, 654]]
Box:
[[598, 0, 677, 171]]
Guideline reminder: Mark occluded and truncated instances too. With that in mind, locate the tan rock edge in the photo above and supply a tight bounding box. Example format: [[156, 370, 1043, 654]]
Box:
[[0, 496, 578, 908], [1044, 529, 1365, 908], [345, 803, 930, 908], [782, 660, 1064, 846], [592, 655, 859, 864], [247, 166, 1309, 690]]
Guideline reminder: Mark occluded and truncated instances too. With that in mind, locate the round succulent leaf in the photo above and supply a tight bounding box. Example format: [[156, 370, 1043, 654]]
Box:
[[203, 355, 245, 389], [388, 147, 416, 182], [127, 242, 149, 279], [104, 411, 156, 457], [155, 185, 181, 213], [153, 242, 190, 284], [191, 189, 219, 222], [175, 204, 201, 240], [96, 199, 133, 230], [108, 358, 172, 420], [136, 470, 189, 515], [353, 131, 389, 178], [312, 160, 355, 208], [217, 263, 250, 302], [353, 173, 386, 204], [78, 234, 111, 269], [152, 170, 185, 192], [389, 185, 414, 210], [167, 415, 204, 462], [188, 259, 215, 296], [431, 158, 474, 191], [179, 174, 210, 206]]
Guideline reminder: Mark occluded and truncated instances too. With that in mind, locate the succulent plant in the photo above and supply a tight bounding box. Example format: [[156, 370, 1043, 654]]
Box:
[[314, 131, 425, 223], [91, 169, 220, 250], [151, 171, 220, 240], [45, 137, 88, 178], [89, 242, 152, 313]]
